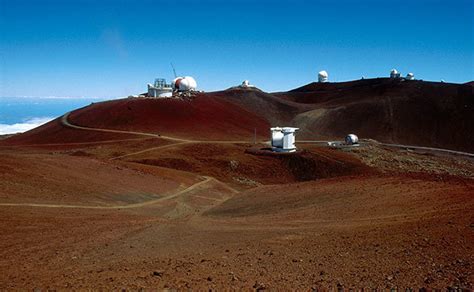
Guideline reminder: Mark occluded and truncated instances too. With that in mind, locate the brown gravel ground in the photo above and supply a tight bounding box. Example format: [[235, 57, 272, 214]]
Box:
[[0, 141, 473, 289]]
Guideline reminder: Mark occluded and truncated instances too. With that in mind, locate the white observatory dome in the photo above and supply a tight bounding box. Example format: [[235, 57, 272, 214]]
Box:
[[390, 69, 400, 79], [242, 80, 250, 87], [406, 73, 415, 80], [318, 70, 328, 83], [345, 134, 359, 145], [173, 76, 197, 91]]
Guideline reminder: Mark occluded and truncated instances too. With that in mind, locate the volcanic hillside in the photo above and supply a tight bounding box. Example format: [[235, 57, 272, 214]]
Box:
[[281, 78, 473, 151], [218, 78, 473, 152], [3, 78, 473, 152], [3, 95, 271, 145]]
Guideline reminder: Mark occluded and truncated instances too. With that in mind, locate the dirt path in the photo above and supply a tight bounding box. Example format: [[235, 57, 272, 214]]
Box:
[[60, 112, 262, 160], [299, 139, 474, 158], [110, 142, 191, 160], [0, 137, 153, 148], [62, 112, 258, 144], [378, 142, 474, 158], [0, 177, 214, 209], [0, 114, 245, 210]]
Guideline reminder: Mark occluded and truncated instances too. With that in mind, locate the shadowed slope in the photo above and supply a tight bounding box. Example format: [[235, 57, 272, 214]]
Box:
[[276, 79, 474, 151]]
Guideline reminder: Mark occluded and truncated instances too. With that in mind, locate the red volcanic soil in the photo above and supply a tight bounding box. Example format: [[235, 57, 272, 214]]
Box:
[[0, 136, 473, 289], [1, 79, 473, 289], [0, 150, 196, 205], [208, 88, 314, 125], [1, 168, 472, 289], [124, 143, 375, 186], [206, 174, 474, 219], [68, 95, 270, 141]]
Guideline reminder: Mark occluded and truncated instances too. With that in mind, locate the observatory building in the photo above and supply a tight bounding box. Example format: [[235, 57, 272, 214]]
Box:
[[147, 78, 173, 98], [318, 70, 329, 83], [390, 69, 401, 79], [239, 80, 256, 88], [241, 80, 253, 87], [345, 134, 359, 145], [406, 73, 415, 80], [270, 127, 299, 152], [173, 76, 197, 92]]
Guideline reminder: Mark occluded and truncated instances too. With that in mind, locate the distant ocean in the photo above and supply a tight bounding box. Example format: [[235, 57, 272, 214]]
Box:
[[0, 97, 110, 135]]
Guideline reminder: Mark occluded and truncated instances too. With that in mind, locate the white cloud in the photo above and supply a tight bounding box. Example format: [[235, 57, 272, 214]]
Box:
[[0, 117, 54, 135]]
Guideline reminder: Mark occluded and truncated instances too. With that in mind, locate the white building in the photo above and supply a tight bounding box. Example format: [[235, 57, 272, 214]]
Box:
[[390, 69, 401, 79], [147, 78, 173, 98], [318, 70, 329, 83], [406, 73, 415, 80], [173, 76, 197, 92], [271, 127, 299, 152]]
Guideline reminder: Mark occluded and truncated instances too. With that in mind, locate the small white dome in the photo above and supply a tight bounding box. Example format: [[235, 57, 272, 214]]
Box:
[[318, 70, 328, 83], [406, 73, 415, 80], [390, 69, 400, 78], [345, 134, 359, 145], [242, 80, 250, 87]]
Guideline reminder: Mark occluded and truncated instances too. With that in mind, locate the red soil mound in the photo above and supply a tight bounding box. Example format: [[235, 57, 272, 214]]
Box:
[[125, 143, 374, 186], [68, 95, 270, 141], [206, 174, 474, 219]]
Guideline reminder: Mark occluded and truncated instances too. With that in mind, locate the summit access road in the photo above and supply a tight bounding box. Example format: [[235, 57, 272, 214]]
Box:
[[0, 177, 212, 209], [62, 112, 474, 160], [60, 112, 265, 160], [0, 113, 245, 210], [61, 112, 261, 144]]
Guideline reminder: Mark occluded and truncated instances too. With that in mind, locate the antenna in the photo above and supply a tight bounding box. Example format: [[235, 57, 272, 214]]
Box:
[[170, 62, 177, 78]]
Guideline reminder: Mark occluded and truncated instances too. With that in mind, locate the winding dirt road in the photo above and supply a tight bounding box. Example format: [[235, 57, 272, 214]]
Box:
[[0, 176, 214, 209], [0, 114, 243, 210]]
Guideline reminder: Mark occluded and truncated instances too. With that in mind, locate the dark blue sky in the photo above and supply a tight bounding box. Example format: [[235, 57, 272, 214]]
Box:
[[1, 0, 473, 97]]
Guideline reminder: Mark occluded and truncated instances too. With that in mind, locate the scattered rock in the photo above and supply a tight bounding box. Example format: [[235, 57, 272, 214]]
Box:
[[263, 250, 273, 256], [229, 160, 239, 171], [207, 276, 213, 281], [424, 276, 434, 284], [292, 259, 302, 262], [253, 281, 266, 291], [386, 275, 394, 281], [152, 270, 164, 277]]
